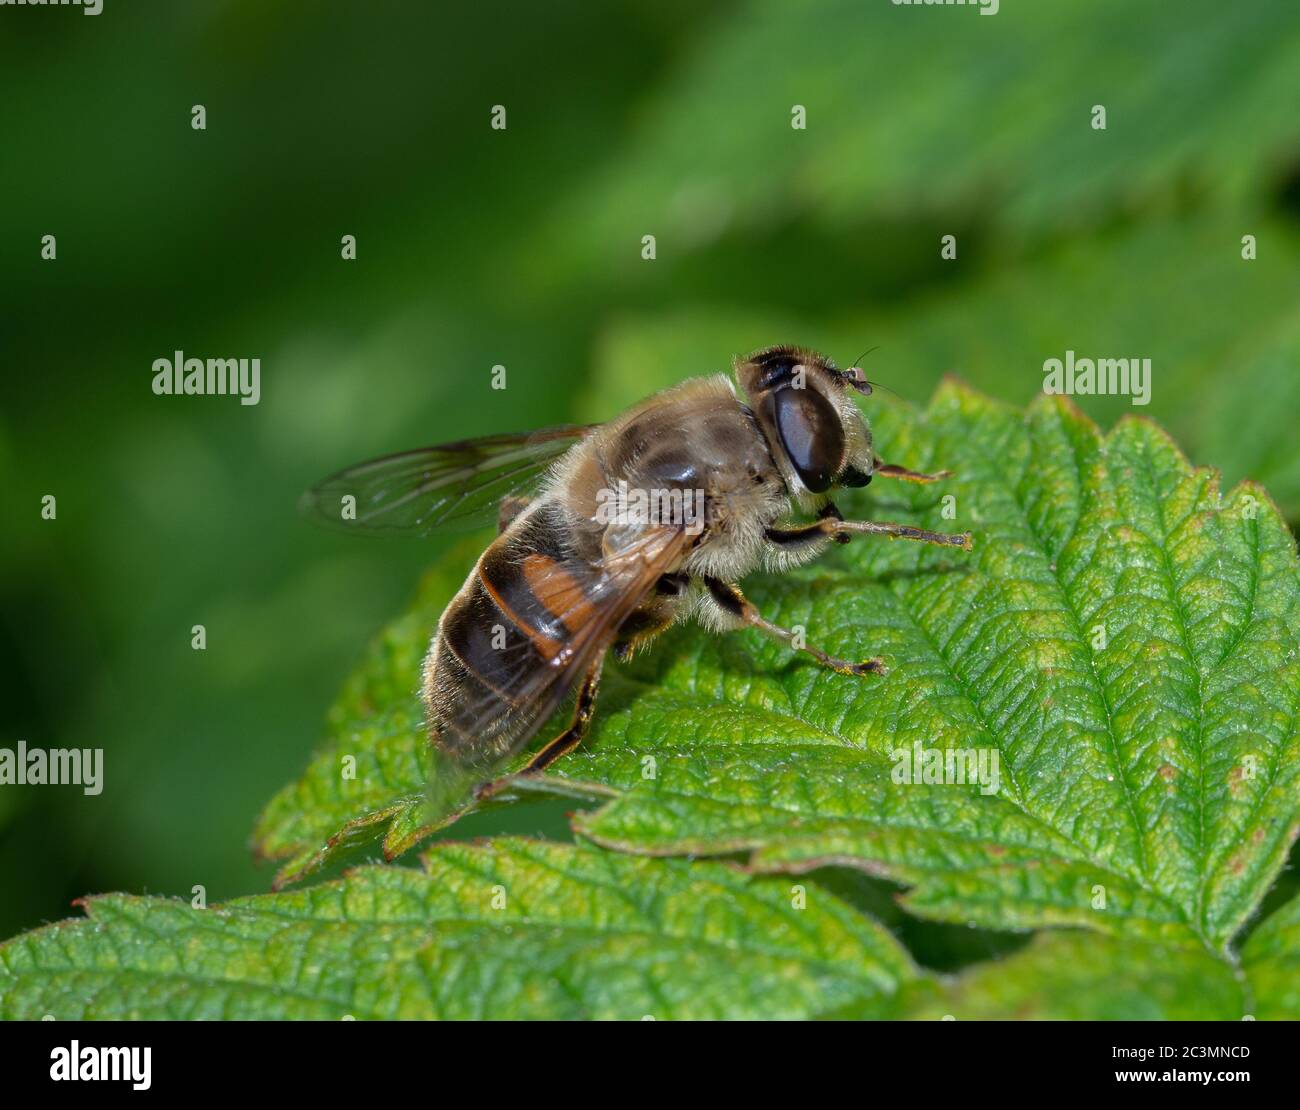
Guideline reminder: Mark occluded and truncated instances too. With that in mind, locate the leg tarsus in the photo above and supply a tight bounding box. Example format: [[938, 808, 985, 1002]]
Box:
[[834, 519, 972, 549], [873, 458, 954, 484], [766, 516, 972, 551]]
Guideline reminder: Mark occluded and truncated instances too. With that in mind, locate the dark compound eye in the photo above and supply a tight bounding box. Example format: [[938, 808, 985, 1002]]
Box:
[[771, 386, 843, 493], [754, 354, 799, 391]]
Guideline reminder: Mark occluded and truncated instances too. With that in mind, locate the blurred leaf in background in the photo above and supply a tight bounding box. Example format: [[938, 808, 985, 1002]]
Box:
[[2, 0, 1299, 961]]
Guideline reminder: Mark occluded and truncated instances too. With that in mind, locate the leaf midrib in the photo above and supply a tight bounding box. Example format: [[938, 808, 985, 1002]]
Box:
[[1132, 431, 1210, 943]]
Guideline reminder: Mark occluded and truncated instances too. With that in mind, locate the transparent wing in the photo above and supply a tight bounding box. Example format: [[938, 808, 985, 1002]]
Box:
[[434, 523, 695, 779], [300, 424, 595, 536]]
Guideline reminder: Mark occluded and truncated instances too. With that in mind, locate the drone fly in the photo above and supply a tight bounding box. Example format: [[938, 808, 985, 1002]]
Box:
[[303, 346, 971, 801]]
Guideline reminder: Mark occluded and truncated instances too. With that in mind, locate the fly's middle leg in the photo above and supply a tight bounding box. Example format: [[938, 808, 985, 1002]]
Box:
[[703, 577, 887, 678]]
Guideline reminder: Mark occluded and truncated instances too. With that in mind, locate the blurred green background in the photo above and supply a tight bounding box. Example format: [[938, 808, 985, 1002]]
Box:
[[3, 0, 1299, 943]]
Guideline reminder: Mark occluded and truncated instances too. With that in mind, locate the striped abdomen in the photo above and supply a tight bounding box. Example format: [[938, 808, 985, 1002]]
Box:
[[422, 499, 601, 768]]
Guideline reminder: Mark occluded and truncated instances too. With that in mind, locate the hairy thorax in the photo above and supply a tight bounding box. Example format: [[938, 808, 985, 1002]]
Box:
[[549, 375, 792, 580]]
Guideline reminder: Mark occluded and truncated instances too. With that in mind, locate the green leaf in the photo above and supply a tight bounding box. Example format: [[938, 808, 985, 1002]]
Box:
[[577, 386, 1300, 952], [901, 931, 1247, 1021], [1240, 888, 1300, 1020], [251, 548, 470, 886], [902, 891, 1300, 1020], [255, 381, 1300, 972], [0, 839, 915, 1020]]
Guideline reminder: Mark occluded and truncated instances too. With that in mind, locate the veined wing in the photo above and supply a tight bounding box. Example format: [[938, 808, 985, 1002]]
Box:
[[431, 519, 695, 778], [300, 424, 595, 536]]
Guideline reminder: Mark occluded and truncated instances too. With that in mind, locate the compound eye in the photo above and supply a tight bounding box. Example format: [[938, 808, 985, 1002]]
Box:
[[771, 387, 842, 493]]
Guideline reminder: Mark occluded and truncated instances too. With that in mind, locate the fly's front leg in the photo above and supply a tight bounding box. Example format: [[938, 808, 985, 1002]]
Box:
[[873, 458, 954, 484], [703, 577, 887, 677], [766, 516, 972, 551], [763, 467, 969, 550]]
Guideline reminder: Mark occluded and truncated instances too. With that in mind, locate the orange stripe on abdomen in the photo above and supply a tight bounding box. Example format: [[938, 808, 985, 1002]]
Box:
[[520, 553, 597, 636]]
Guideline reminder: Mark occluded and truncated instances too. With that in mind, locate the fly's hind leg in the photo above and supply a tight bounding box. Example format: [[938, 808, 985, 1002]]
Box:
[[472, 656, 605, 802], [703, 577, 887, 677], [523, 656, 604, 775]]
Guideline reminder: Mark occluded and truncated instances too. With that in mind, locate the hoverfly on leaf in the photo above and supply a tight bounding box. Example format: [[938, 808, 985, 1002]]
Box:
[[303, 347, 971, 807]]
